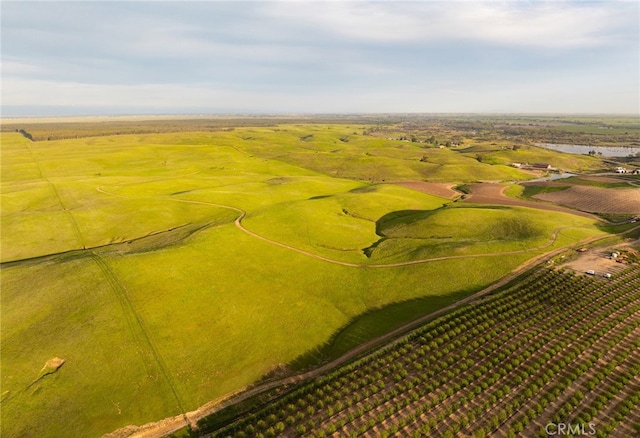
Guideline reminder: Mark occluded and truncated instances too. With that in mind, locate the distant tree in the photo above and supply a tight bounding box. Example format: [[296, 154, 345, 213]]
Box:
[[18, 129, 33, 141]]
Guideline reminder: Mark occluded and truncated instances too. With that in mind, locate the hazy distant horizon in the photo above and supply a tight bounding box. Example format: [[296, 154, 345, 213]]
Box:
[[3, 111, 639, 124], [2, 1, 638, 117]]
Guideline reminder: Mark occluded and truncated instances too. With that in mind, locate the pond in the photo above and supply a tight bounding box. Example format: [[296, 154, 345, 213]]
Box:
[[526, 172, 577, 182], [536, 143, 640, 158]]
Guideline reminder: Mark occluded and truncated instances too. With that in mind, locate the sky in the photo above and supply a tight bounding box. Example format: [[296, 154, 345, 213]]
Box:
[[1, 0, 639, 116]]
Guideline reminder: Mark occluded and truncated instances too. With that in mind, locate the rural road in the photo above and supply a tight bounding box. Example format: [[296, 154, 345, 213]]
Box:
[[105, 222, 640, 438], [96, 182, 640, 438], [96, 186, 595, 269]]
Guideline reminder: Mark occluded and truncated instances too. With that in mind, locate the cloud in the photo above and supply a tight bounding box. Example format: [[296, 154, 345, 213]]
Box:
[[266, 1, 637, 49], [4, 71, 636, 115], [1, 60, 50, 76], [1, 1, 637, 115]]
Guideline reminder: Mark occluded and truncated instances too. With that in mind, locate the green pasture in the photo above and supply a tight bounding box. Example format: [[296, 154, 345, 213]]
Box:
[[520, 184, 571, 200], [368, 205, 596, 262], [243, 184, 448, 263], [0, 127, 611, 437], [1, 256, 181, 437], [3, 220, 576, 437], [560, 176, 634, 189], [479, 145, 602, 172], [220, 125, 552, 182]]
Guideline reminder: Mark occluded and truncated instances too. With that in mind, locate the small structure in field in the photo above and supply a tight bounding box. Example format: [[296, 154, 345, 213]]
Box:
[[531, 163, 551, 170], [633, 169, 640, 175], [520, 162, 552, 170]]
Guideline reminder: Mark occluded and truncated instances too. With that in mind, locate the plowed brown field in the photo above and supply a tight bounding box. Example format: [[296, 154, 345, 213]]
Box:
[[534, 186, 640, 214], [462, 183, 600, 220]]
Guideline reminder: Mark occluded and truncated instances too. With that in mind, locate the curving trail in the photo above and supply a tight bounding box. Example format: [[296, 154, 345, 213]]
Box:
[[96, 182, 640, 438], [97, 187, 579, 269], [105, 222, 640, 438]]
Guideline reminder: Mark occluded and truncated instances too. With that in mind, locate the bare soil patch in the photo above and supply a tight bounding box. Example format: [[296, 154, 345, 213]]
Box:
[[462, 183, 600, 220], [392, 181, 460, 199], [534, 186, 640, 214], [561, 249, 627, 277], [41, 357, 65, 372], [562, 237, 639, 276], [27, 357, 66, 389]]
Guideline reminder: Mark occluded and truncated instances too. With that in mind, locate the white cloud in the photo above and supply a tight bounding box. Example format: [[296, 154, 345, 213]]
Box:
[[0, 60, 50, 76], [3, 74, 636, 115], [2, 78, 231, 108], [266, 1, 636, 49], [1, 1, 637, 115]]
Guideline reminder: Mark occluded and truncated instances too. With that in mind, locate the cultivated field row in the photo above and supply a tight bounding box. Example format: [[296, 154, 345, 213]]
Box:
[[204, 264, 640, 437]]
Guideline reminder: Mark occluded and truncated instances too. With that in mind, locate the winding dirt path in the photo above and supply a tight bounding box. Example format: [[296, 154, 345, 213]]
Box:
[[96, 187, 590, 269], [96, 183, 640, 438], [105, 223, 640, 438]]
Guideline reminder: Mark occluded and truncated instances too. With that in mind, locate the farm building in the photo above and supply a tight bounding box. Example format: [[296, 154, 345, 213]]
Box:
[[531, 163, 551, 170], [633, 169, 640, 175], [520, 163, 552, 170]]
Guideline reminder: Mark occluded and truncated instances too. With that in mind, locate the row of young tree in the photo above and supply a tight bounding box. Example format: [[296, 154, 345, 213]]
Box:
[[204, 265, 640, 438]]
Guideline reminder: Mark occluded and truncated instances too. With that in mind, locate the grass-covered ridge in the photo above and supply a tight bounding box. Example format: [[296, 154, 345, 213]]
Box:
[[0, 125, 612, 437]]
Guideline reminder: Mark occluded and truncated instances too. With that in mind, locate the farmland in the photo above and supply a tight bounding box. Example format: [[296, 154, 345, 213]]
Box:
[[532, 186, 640, 215], [0, 117, 637, 437], [203, 261, 640, 438]]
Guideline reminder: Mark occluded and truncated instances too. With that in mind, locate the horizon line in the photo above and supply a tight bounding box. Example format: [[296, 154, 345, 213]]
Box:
[[2, 111, 639, 124]]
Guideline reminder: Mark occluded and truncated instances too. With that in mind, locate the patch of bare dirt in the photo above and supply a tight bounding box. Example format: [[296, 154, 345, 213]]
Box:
[[561, 249, 627, 277], [27, 357, 66, 389], [534, 186, 640, 214], [41, 357, 65, 373], [462, 183, 600, 220], [562, 237, 639, 276], [392, 181, 460, 199]]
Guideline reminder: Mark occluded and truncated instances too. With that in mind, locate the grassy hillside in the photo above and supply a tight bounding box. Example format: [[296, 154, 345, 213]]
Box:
[[206, 263, 640, 437], [0, 127, 608, 437]]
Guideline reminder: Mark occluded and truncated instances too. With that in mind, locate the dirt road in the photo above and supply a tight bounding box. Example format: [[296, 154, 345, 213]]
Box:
[[103, 219, 639, 438]]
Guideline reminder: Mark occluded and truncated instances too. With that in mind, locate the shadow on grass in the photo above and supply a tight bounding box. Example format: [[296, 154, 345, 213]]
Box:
[[289, 289, 473, 372], [193, 289, 476, 436], [594, 221, 640, 235]]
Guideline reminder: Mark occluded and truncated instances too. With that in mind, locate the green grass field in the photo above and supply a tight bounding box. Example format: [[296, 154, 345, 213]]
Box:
[[0, 125, 611, 437]]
